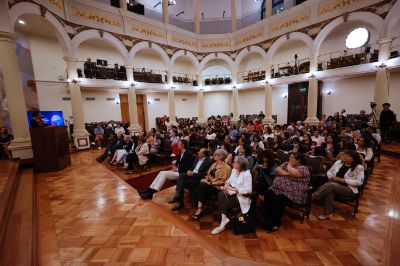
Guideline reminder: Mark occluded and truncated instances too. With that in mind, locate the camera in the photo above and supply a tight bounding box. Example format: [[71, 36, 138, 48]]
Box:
[[370, 102, 377, 109]]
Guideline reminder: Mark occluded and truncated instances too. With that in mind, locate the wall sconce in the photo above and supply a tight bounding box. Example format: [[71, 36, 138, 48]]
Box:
[[263, 80, 269, 85], [199, 87, 204, 91], [67, 78, 72, 83], [283, 94, 288, 99], [68, 78, 81, 84], [171, 86, 176, 90], [232, 85, 236, 89], [327, 90, 332, 95], [130, 82, 137, 87], [376, 62, 387, 68], [308, 73, 316, 78], [115, 100, 120, 105]]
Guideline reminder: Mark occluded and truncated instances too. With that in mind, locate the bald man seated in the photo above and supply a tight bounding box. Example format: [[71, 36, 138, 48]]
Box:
[[169, 148, 214, 211]]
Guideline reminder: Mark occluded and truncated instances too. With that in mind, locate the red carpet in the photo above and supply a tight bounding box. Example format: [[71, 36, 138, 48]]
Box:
[[125, 171, 176, 192]]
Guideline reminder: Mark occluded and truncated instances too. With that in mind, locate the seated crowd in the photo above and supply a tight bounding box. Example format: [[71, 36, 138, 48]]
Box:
[[93, 109, 382, 235]]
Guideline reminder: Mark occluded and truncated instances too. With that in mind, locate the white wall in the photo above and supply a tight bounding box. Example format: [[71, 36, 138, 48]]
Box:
[[29, 37, 66, 81], [204, 91, 231, 117], [238, 88, 264, 115], [77, 42, 125, 69], [202, 65, 231, 77], [146, 93, 168, 129], [272, 84, 288, 124], [389, 69, 400, 116], [171, 57, 197, 74], [37, 83, 122, 123], [133, 48, 167, 71], [238, 52, 265, 72], [272, 40, 310, 66], [321, 75, 375, 116]]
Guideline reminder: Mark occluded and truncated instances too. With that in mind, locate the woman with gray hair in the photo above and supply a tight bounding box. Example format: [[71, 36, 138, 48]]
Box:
[[211, 156, 252, 234], [192, 149, 232, 220]]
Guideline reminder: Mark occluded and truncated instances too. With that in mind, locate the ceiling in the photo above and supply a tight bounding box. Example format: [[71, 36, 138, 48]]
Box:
[[15, 14, 58, 40]]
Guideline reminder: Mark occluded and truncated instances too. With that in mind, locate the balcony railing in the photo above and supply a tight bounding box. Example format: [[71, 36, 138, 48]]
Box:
[[203, 74, 232, 86], [238, 68, 266, 83], [133, 68, 167, 83], [77, 60, 127, 80], [172, 73, 198, 86], [271, 58, 311, 79]]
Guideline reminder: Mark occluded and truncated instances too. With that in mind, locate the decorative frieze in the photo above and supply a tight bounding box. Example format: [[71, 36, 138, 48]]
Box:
[[171, 35, 197, 49], [48, 0, 64, 10], [270, 11, 311, 33], [71, 7, 123, 28], [201, 40, 231, 49], [235, 30, 264, 46], [318, 0, 361, 16], [131, 25, 165, 39]]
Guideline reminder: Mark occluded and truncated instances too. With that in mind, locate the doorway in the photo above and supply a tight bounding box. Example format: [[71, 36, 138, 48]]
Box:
[[287, 81, 322, 123], [119, 94, 145, 129]]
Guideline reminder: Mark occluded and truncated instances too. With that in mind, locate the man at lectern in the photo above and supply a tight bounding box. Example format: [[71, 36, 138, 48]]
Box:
[[30, 111, 45, 128]]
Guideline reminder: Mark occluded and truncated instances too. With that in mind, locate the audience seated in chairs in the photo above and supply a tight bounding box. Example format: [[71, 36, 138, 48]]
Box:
[[254, 150, 277, 195], [191, 149, 231, 221], [263, 152, 310, 231], [312, 150, 364, 219], [211, 156, 253, 235], [96, 134, 125, 163], [169, 148, 214, 211], [91, 124, 104, 149], [139, 140, 195, 200]]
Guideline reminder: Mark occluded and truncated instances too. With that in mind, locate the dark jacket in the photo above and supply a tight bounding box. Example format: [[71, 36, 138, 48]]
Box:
[[190, 157, 214, 180], [380, 109, 396, 127], [175, 150, 196, 174]]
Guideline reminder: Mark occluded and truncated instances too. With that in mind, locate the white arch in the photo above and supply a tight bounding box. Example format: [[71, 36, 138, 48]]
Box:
[[385, 0, 400, 37], [200, 53, 235, 71], [129, 41, 170, 68], [313, 12, 385, 55], [9, 2, 72, 56], [72, 30, 129, 64], [169, 50, 200, 73], [265, 32, 313, 65], [235, 46, 268, 71]]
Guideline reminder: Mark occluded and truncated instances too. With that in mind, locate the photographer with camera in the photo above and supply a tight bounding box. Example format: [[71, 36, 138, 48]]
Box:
[[380, 103, 396, 143]]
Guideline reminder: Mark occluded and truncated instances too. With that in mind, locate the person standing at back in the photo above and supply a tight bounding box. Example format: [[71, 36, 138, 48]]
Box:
[[380, 103, 396, 143]]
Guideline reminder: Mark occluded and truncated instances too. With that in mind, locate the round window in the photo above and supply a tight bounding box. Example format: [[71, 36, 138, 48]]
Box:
[[345, 28, 370, 49]]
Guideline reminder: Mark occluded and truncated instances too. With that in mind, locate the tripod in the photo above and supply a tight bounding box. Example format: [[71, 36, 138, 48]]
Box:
[[370, 107, 379, 128]]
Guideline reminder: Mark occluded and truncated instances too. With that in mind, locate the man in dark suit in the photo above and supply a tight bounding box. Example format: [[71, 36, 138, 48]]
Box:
[[140, 140, 195, 200], [169, 148, 214, 211]]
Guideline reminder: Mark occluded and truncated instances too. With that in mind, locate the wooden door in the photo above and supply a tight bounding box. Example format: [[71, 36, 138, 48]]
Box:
[[287, 81, 322, 123], [119, 94, 130, 123], [119, 93, 145, 129]]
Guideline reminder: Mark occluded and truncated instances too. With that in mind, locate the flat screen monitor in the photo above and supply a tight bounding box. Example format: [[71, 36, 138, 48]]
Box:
[[27, 111, 65, 128]]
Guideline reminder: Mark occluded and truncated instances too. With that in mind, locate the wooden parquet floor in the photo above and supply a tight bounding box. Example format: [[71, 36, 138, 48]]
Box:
[[0, 160, 17, 195], [35, 150, 400, 265]]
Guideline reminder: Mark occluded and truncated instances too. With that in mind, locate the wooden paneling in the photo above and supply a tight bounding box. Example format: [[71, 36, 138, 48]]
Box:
[[287, 81, 322, 123], [119, 93, 145, 129]]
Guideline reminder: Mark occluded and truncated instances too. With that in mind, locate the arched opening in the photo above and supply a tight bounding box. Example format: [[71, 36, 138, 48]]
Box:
[[170, 56, 198, 85], [202, 59, 232, 86], [318, 21, 380, 71], [237, 52, 266, 83], [271, 39, 311, 78], [132, 48, 167, 83], [76, 39, 126, 80]]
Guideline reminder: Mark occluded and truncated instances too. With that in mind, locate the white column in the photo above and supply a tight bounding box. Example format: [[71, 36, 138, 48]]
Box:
[[264, 0, 272, 18], [263, 83, 275, 125], [197, 89, 206, 124], [126, 66, 142, 134], [374, 38, 392, 118], [64, 56, 90, 149], [231, 86, 239, 122], [162, 0, 169, 24], [119, 0, 127, 10], [167, 71, 173, 85], [168, 88, 177, 125], [0, 31, 32, 159], [194, 0, 201, 34], [305, 77, 319, 125], [231, 0, 237, 32], [284, 0, 295, 10]]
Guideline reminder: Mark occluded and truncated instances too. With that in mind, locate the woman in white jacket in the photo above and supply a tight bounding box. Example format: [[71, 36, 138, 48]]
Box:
[[211, 156, 252, 235], [135, 137, 150, 166], [313, 150, 364, 220]]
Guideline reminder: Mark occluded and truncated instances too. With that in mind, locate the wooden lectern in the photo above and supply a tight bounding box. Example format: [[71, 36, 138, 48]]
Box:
[[30, 126, 71, 172]]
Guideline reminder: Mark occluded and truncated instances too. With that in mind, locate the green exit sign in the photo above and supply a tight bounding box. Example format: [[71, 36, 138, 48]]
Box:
[[300, 87, 307, 93]]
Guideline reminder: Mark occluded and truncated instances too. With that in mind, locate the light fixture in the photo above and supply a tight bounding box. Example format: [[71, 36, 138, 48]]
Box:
[[130, 82, 136, 87], [308, 73, 316, 78], [115, 100, 120, 105], [376, 62, 387, 68], [283, 94, 288, 99], [18, 20, 26, 25], [232, 85, 236, 89], [171, 86, 176, 90], [327, 90, 332, 95], [66, 78, 72, 83], [345, 28, 370, 49], [263, 80, 269, 85], [154, 0, 176, 8]]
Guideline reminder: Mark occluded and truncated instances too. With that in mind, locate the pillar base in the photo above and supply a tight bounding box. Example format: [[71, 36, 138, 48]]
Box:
[[73, 131, 90, 150], [304, 117, 320, 125], [262, 117, 275, 125], [9, 138, 33, 159], [129, 124, 142, 135]]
